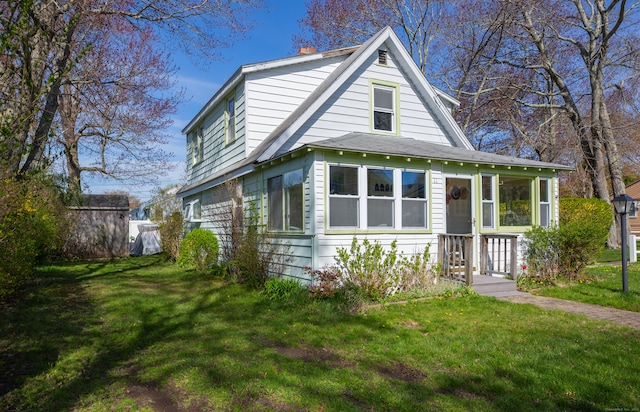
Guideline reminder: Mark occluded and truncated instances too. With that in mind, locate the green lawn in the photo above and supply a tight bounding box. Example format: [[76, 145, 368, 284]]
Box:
[[527, 262, 640, 312], [2, 255, 640, 411]]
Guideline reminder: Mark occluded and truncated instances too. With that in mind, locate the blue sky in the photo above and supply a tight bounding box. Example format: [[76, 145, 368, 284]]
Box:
[[84, 1, 309, 201]]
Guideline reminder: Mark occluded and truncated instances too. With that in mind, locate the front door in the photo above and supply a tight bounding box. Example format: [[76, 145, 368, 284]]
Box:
[[446, 177, 473, 234]]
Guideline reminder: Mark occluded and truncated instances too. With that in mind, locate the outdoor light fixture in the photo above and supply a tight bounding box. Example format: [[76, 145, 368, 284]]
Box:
[[613, 193, 634, 293]]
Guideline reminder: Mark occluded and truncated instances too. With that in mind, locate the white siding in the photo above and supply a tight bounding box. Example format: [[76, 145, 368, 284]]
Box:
[[186, 84, 247, 184], [244, 56, 347, 154], [275, 49, 451, 156]]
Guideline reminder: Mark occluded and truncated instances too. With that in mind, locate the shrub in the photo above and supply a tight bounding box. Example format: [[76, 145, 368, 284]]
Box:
[[559, 197, 613, 229], [223, 202, 290, 289], [177, 228, 219, 272], [158, 211, 184, 261], [559, 198, 611, 279], [523, 225, 561, 280], [523, 197, 612, 281], [306, 265, 343, 299], [333, 237, 437, 300]]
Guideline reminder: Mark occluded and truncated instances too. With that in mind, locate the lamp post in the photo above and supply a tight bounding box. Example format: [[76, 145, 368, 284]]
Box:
[[613, 193, 634, 293]]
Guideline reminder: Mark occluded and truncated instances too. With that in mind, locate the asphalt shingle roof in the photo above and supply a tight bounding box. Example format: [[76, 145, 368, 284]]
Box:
[[305, 133, 572, 170]]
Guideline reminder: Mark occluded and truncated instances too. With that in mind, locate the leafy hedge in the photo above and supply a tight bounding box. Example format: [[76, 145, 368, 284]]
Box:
[[524, 197, 612, 280]]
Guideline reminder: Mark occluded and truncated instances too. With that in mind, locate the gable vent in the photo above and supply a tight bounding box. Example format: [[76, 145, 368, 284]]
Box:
[[378, 49, 388, 65]]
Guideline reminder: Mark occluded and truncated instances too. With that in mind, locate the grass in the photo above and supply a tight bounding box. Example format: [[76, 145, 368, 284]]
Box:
[[525, 262, 640, 312], [1, 255, 639, 411]]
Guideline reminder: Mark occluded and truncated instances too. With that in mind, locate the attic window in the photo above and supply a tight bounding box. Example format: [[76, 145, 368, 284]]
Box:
[[378, 49, 388, 65]]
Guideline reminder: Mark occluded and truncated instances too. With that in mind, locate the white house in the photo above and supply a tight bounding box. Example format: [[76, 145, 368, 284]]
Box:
[[177, 27, 571, 284]]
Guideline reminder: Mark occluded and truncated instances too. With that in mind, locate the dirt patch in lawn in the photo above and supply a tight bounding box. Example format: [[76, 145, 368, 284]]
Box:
[[122, 364, 209, 411], [275, 345, 355, 369], [375, 361, 429, 383]]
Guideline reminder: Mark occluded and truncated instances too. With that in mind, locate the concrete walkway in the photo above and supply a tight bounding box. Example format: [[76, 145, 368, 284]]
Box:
[[498, 294, 640, 330]]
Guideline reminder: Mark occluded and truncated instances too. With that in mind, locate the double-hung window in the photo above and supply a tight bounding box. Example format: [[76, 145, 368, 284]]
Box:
[[481, 175, 494, 228], [226, 97, 235, 144], [268, 169, 303, 231], [402, 171, 427, 228], [192, 126, 204, 164], [372, 83, 397, 133], [367, 169, 394, 227], [329, 166, 359, 227], [539, 178, 551, 227]]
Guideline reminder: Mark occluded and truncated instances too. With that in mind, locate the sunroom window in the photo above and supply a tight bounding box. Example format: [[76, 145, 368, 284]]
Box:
[[499, 177, 532, 226], [539, 178, 550, 227], [402, 171, 427, 228], [268, 169, 303, 231], [329, 166, 359, 227], [482, 175, 494, 228], [367, 169, 394, 227]]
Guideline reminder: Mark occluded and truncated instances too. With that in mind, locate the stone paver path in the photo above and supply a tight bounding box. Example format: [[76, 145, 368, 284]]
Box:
[[499, 294, 640, 330]]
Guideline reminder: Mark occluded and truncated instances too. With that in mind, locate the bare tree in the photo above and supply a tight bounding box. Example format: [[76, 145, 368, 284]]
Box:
[[295, 0, 445, 73], [57, 22, 181, 192], [0, 0, 266, 184]]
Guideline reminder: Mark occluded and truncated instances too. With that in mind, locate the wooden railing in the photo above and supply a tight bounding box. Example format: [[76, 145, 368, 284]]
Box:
[[479, 234, 518, 280], [438, 234, 473, 286]]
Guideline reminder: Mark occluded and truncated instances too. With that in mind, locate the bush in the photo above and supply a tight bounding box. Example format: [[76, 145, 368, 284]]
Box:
[[0, 175, 68, 300], [177, 228, 219, 272], [306, 265, 343, 299], [159, 211, 184, 261], [523, 225, 561, 280], [559, 197, 613, 229], [332, 237, 437, 301], [224, 203, 290, 289], [523, 197, 612, 280]]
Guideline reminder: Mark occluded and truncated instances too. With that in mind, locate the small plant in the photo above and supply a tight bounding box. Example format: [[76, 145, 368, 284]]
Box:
[[177, 228, 219, 272], [262, 277, 307, 302], [306, 265, 343, 299]]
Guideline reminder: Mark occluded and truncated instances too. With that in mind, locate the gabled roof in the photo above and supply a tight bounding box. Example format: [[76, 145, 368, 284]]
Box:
[[304, 133, 573, 170], [252, 26, 473, 163], [182, 46, 359, 135]]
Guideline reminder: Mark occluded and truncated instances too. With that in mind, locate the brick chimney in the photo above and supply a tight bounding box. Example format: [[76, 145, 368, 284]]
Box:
[[298, 47, 317, 55]]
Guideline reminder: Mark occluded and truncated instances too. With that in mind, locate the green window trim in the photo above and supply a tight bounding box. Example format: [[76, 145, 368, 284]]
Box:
[[370, 80, 400, 135], [267, 169, 304, 232], [225, 97, 236, 145], [192, 126, 204, 165], [327, 163, 430, 231]]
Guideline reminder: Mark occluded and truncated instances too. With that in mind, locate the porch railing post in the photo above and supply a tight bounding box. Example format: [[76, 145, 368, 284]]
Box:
[[438, 234, 445, 278], [510, 235, 518, 281], [480, 235, 487, 276], [464, 235, 473, 286]]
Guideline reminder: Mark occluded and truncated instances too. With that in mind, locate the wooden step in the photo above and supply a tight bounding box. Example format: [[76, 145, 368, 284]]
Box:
[[472, 275, 517, 296]]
